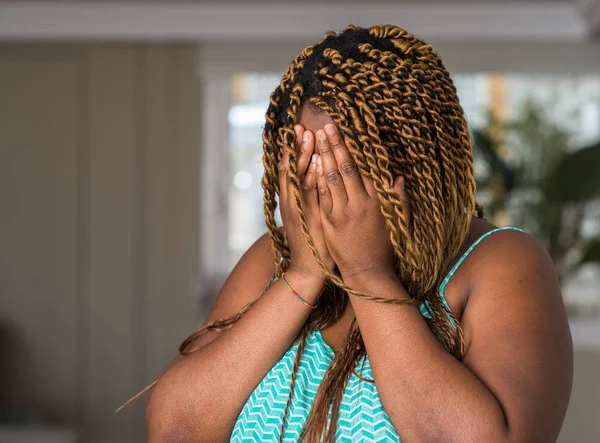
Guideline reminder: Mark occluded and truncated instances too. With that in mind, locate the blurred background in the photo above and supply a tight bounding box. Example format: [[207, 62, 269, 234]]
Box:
[[0, 1, 599, 442]]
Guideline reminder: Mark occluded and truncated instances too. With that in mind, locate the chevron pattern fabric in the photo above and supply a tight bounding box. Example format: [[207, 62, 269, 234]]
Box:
[[231, 227, 522, 442], [230, 302, 434, 442], [230, 328, 398, 442]]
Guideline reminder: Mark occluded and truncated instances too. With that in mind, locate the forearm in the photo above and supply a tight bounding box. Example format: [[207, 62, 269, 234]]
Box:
[[346, 273, 508, 443], [147, 270, 324, 442]]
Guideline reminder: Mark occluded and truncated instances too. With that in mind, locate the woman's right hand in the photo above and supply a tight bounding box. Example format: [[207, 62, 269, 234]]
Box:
[[278, 125, 335, 281]]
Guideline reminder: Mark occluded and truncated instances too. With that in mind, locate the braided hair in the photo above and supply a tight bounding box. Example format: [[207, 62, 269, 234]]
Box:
[[180, 24, 484, 442]]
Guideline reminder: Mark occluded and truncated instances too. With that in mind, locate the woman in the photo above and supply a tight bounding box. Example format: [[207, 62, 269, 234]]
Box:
[[143, 25, 573, 442]]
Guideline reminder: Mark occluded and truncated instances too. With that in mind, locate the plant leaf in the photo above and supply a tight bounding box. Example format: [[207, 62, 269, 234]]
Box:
[[472, 129, 517, 192], [581, 240, 600, 264], [543, 141, 600, 202]]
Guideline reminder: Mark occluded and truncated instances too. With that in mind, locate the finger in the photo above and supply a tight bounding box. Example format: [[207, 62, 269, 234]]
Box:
[[324, 124, 367, 198], [301, 153, 319, 208], [316, 129, 347, 205], [362, 173, 378, 199], [343, 135, 376, 196], [296, 128, 315, 178], [316, 154, 333, 216]]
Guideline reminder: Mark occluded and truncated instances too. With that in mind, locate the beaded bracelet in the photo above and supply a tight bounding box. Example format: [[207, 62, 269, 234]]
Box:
[[281, 273, 318, 309]]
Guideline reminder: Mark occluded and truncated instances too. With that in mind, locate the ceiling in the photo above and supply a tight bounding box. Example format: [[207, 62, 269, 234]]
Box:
[[0, 0, 595, 42], [1, 0, 578, 3]]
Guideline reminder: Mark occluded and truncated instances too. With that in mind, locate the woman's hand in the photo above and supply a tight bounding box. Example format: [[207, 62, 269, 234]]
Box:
[[278, 125, 335, 281], [314, 124, 411, 281]]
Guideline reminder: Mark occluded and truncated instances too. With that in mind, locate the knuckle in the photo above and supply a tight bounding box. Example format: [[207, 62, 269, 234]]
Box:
[[332, 213, 344, 225], [302, 170, 314, 182], [319, 143, 331, 154], [331, 138, 343, 148], [326, 170, 341, 184], [339, 161, 358, 177], [278, 161, 287, 173], [318, 185, 329, 197]]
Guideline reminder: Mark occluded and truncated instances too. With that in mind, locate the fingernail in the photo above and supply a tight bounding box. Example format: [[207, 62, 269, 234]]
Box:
[[303, 132, 310, 142], [316, 155, 322, 166], [311, 154, 317, 163], [317, 130, 327, 141], [325, 124, 335, 135]]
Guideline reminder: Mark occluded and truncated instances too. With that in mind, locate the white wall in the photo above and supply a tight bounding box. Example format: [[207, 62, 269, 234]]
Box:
[[0, 43, 201, 443]]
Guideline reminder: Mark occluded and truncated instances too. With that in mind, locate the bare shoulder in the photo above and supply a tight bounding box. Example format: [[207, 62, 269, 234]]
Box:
[[466, 226, 561, 310], [189, 231, 277, 349], [462, 224, 569, 350], [206, 231, 276, 320], [459, 225, 573, 442]]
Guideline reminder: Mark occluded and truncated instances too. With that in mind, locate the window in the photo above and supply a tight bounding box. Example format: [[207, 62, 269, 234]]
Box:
[[227, 73, 283, 269]]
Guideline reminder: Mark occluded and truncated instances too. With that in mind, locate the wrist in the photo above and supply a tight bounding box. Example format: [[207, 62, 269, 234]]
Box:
[[287, 263, 327, 284], [343, 269, 407, 296], [340, 266, 396, 284], [283, 268, 326, 303]]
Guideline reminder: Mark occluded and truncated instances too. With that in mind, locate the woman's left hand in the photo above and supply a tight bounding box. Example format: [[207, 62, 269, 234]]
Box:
[[314, 124, 411, 282]]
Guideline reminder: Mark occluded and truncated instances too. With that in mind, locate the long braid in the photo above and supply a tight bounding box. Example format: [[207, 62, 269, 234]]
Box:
[[279, 325, 311, 440], [266, 46, 318, 272], [263, 84, 290, 272]]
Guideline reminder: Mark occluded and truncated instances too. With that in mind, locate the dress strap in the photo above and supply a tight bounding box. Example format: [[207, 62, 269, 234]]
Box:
[[422, 227, 524, 331], [439, 226, 525, 298]]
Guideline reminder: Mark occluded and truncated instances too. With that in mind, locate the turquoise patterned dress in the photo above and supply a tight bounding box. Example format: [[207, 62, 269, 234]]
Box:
[[230, 227, 522, 442]]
